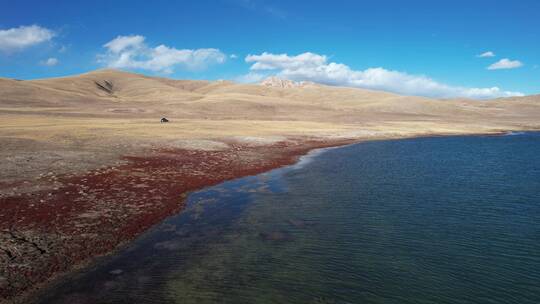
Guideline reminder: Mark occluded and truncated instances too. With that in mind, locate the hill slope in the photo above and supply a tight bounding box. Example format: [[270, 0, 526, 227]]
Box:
[[4, 68, 538, 186], [1, 69, 539, 303], [2, 69, 539, 126]]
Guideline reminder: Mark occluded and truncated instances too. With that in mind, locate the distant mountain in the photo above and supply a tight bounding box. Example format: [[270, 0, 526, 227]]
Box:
[[1, 69, 539, 128]]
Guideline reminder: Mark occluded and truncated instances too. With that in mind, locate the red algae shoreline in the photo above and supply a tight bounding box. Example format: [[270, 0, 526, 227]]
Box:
[[0, 138, 357, 304], [3, 130, 531, 304]]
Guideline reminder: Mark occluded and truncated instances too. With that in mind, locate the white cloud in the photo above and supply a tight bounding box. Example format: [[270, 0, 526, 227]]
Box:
[[230, 54, 238, 59], [234, 71, 266, 83], [487, 58, 524, 70], [40, 57, 58, 66], [247, 52, 327, 71], [0, 25, 55, 52], [245, 52, 524, 99], [99, 35, 226, 73], [104, 35, 145, 53], [477, 51, 495, 58]]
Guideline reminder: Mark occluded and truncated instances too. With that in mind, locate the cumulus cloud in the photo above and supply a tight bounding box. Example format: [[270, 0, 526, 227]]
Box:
[[40, 57, 58, 66], [234, 71, 266, 83], [477, 51, 495, 58], [103, 35, 145, 53], [487, 58, 523, 70], [0, 25, 55, 52], [99, 35, 227, 73], [245, 52, 523, 99], [247, 52, 327, 71]]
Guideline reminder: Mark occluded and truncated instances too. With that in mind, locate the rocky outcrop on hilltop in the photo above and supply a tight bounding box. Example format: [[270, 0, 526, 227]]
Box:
[[260, 76, 314, 88]]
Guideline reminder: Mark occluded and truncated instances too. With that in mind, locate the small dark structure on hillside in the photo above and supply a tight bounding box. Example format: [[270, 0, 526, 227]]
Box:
[[94, 80, 114, 95], [161, 117, 169, 123]]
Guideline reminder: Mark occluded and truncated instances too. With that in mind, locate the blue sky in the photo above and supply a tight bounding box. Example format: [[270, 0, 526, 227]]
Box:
[[1, 0, 539, 98]]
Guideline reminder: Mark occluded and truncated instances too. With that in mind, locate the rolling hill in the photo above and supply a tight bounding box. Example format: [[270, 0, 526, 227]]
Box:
[[1, 68, 539, 184]]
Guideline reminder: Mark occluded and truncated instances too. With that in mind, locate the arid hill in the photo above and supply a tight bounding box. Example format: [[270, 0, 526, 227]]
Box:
[[0, 69, 539, 303], [2, 69, 538, 124], [1, 68, 539, 183]]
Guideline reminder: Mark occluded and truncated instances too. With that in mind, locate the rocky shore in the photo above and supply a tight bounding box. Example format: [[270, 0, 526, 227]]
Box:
[[0, 138, 354, 304]]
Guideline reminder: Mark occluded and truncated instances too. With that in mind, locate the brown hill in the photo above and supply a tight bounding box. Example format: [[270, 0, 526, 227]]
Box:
[[2, 69, 538, 124], [1, 69, 539, 303], [1, 68, 539, 177]]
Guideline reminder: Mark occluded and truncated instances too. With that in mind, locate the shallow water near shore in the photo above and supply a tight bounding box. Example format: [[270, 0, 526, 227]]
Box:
[[36, 133, 540, 304]]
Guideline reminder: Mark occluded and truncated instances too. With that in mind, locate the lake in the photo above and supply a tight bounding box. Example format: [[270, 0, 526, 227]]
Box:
[[37, 133, 540, 304]]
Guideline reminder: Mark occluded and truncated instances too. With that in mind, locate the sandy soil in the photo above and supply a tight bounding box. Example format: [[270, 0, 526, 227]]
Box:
[[1, 69, 539, 303]]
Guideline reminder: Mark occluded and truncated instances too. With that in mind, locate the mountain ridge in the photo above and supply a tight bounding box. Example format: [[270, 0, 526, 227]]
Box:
[[6, 68, 538, 102], [0, 69, 538, 126]]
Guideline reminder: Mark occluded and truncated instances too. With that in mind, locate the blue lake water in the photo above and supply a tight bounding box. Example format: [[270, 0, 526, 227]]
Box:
[[37, 133, 540, 304]]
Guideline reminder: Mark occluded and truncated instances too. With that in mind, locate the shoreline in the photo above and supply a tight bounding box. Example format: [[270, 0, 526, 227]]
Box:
[[0, 137, 357, 304], [1, 129, 539, 304]]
